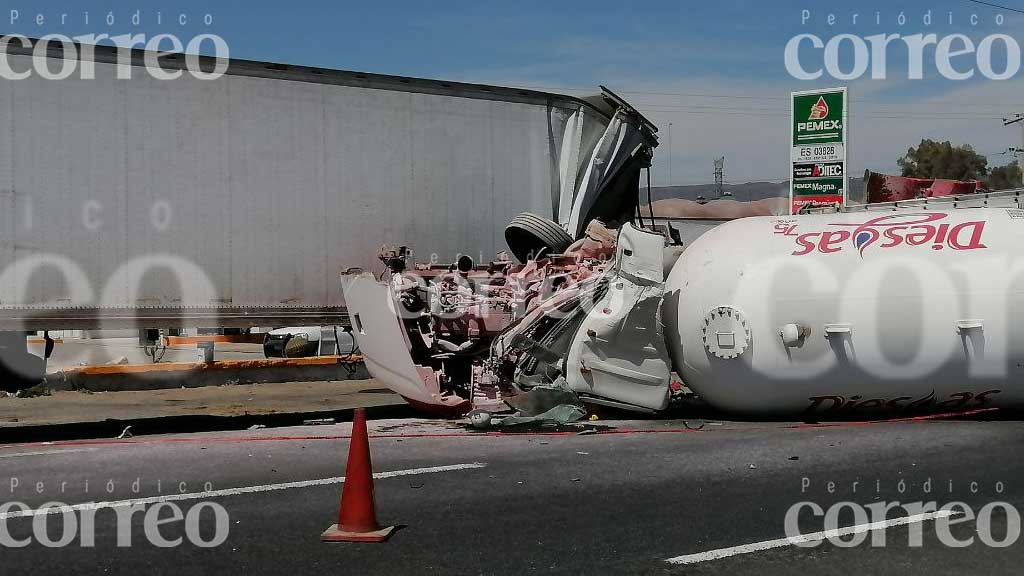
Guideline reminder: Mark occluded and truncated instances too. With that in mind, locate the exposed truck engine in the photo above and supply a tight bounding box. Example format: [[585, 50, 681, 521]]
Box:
[[344, 217, 674, 414]]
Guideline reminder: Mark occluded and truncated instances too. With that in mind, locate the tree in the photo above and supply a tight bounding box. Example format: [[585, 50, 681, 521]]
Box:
[[897, 139, 988, 181], [987, 161, 1021, 190]]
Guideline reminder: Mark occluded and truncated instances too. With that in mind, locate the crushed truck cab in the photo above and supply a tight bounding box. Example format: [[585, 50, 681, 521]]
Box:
[[341, 222, 675, 415]]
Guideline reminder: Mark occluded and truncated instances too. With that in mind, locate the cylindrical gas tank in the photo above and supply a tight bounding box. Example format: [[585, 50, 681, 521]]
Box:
[[664, 208, 1024, 417]]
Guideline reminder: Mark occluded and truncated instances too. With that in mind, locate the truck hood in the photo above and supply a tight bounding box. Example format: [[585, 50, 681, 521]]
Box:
[[556, 87, 659, 238]]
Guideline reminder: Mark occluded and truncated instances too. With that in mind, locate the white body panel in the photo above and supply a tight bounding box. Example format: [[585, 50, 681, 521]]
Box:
[[565, 224, 671, 411], [666, 208, 1024, 417], [341, 273, 466, 411]]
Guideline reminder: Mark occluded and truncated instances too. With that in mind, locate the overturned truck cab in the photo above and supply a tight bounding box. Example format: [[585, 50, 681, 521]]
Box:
[[342, 221, 676, 415]]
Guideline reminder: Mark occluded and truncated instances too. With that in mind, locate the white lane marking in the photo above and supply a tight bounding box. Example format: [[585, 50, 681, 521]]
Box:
[[0, 448, 95, 459], [0, 462, 486, 520], [665, 510, 957, 565]]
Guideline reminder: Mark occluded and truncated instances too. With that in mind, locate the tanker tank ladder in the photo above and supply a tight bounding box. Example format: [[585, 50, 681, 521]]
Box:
[[839, 188, 1024, 213]]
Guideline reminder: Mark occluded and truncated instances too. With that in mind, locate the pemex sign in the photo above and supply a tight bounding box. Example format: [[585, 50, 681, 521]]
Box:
[[790, 87, 847, 214]]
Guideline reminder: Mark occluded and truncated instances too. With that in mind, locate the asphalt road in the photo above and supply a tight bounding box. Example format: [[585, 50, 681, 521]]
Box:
[[1, 415, 1023, 575]]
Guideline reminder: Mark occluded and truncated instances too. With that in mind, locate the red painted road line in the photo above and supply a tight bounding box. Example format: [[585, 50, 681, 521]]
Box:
[[0, 408, 1000, 449], [3, 429, 700, 448], [789, 407, 999, 428], [3, 427, 716, 449]]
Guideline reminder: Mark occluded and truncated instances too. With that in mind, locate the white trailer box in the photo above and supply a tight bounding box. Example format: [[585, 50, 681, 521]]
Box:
[[0, 38, 612, 330]]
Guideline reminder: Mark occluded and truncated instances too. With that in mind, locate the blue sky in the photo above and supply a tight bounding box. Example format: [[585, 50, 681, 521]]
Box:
[[12, 1, 1024, 184]]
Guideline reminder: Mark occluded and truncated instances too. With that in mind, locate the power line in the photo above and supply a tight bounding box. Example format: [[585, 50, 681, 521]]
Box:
[[652, 178, 789, 187], [623, 97, 1013, 114], [627, 97, 1014, 113], [506, 82, 1023, 111], [634, 102, 998, 114], [650, 174, 790, 184], [638, 102, 1004, 116], [965, 0, 1024, 15], [640, 109, 1002, 121], [637, 103, 1003, 118]]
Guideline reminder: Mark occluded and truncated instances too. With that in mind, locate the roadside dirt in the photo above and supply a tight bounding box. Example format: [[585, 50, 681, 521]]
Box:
[[0, 380, 400, 427]]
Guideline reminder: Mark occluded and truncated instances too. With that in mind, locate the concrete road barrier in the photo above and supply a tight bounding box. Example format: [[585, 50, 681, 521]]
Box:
[[48, 356, 368, 392]]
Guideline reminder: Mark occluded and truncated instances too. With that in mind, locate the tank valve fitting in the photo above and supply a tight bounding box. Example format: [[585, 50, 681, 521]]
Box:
[[779, 323, 803, 347], [702, 306, 750, 359]]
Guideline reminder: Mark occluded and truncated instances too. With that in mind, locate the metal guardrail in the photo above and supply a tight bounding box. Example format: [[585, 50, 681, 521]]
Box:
[[0, 306, 350, 331], [842, 188, 1024, 212]]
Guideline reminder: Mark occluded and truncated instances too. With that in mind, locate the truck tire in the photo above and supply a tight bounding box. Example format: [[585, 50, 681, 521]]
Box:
[[504, 213, 574, 262], [0, 353, 44, 393]]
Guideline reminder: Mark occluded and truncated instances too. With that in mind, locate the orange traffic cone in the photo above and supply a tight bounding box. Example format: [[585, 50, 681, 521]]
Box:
[[321, 408, 397, 543]]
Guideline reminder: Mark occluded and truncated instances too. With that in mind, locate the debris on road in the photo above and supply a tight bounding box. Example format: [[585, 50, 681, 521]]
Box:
[[500, 404, 586, 428], [117, 426, 133, 439], [504, 382, 580, 419], [462, 379, 602, 432], [472, 379, 596, 431], [15, 386, 52, 398], [468, 410, 492, 429], [303, 418, 335, 426]]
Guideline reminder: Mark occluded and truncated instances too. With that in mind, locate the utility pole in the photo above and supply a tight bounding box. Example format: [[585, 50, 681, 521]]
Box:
[[714, 156, 728, 198], [668, 122, 673, 186], [1003, 114, 1024, 186]]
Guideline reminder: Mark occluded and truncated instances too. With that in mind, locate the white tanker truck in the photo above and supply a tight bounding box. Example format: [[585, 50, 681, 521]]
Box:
[[342, 93, 1023, 418], [665, 204, 1010, 416], [343, 194, 1024, 418]]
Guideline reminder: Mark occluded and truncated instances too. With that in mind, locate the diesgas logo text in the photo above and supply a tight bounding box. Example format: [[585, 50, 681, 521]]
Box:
[[783, 213, 988, 257]]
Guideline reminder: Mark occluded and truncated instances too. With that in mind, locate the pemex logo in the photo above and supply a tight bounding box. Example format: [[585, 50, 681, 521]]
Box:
[[808, 96, 829, 120], [795, 92, 842, 140]]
